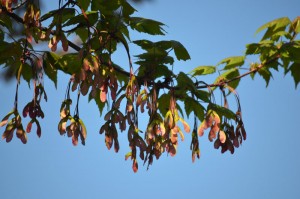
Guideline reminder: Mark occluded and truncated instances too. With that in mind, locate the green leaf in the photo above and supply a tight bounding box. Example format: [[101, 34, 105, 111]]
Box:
[[193, 90, 210, 103], [133, 40, 189, 60], [74, 27, 89, 43], [157, 94, 170, 117], [216, 68, 240, 90], [56, 53, 82, 75], [133, 40, 154, 51], [258, 67, 272, 87], [170, 40, 190, 61], [184, 97, 205, 121], [63, 11, 99, 27], [21, 63, 33, 84], [270, 31, 293, 40], [190, 66, 216, 76], [289, 62, 300, 88], [255, 17, 291, 41], [177, 72, 196, 91], [0, 14, 13, 31], [77, 0, 90, 11], [43, 55, 58, 88], [128, 17, 166, 35], [91, 0, 120, 15], [218, 56, 245, 70], [121, 1, 136, 17], [289, 16, 300, 34], [41, 8, 76, 23], [246, 43, 261, 55], [88, 89, 106, 116], [208, 104, 236, 120]]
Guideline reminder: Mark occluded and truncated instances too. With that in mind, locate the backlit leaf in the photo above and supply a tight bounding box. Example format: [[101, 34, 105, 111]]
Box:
[[184, 97, 205, 121], [218, 56, 245, 70], [129, 17, 166, 35], [63, 11, 98, 27], [289, 62, 300, 88], [170, 40, 190, 61], [258, 67, 272, 87], [43, 57, 57, 88], [255, 17, 291, 41], [77, 0, 90, 11], [190, 66, 216, 76]]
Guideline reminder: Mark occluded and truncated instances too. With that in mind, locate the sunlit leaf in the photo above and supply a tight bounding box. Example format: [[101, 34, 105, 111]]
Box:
[[218, 56, 245, 70], [258, 67, 272, 87], [190, 66, 216, 76], [288, 62, 300, 88], [208, 104, 235, 120], [289, 16, 300, 34], [255, 17, 291, 40]]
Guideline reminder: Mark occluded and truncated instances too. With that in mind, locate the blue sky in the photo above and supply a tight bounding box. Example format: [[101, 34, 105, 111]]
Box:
[[1, 0, 300, 199]]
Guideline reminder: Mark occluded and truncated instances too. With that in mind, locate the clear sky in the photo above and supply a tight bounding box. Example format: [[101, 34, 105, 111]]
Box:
[[1, 0, 299, 199]]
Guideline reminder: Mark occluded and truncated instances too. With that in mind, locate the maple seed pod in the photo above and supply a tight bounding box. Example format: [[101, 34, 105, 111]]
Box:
[[132, 159, 138, 173], [219, 130, 226, 144]]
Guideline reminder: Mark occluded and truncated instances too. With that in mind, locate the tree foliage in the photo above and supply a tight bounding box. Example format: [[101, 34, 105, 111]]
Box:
[[0, 0, 299, 172]]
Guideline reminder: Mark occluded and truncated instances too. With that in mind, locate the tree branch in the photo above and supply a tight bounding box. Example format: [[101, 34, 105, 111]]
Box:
[[1, 4, 283, 93]]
